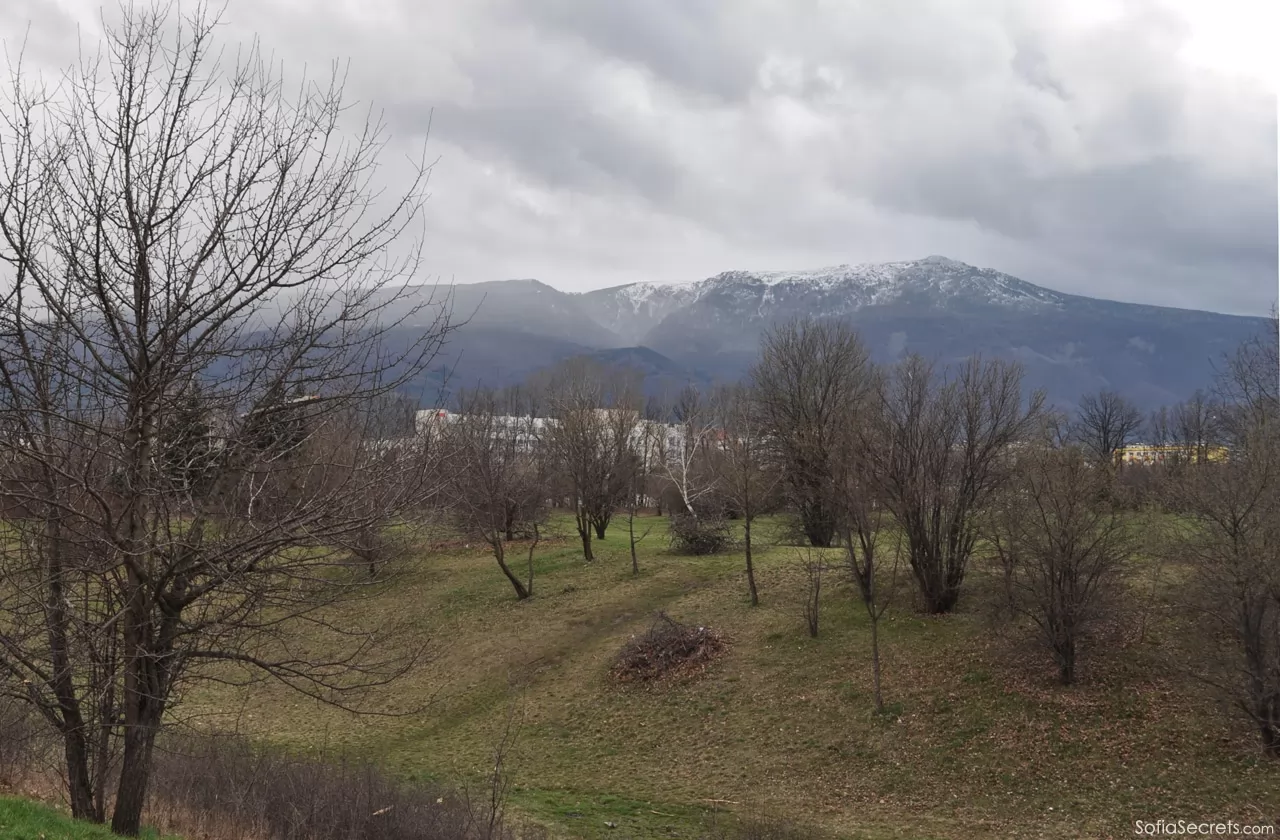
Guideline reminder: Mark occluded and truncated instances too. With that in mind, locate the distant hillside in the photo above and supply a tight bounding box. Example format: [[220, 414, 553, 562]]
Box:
[[400, 257, 1273, 411]]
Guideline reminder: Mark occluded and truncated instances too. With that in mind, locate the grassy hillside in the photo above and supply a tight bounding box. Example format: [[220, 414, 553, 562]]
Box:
[[0, 797, 172, 840], [188, 514, 1278, 840]]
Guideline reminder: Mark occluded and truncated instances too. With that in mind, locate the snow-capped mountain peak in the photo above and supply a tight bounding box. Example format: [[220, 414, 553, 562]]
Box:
[[577, 257, 1069, 343]]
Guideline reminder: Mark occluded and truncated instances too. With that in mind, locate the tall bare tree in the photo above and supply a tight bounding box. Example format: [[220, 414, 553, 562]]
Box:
[[1169, 317, 1280, 756], [654, 383, 719, 520], [830, 386, 899, 711], [1071, 389, 1144, 466], [873, 355, 1044, 614], [1166, 421, 1280, 755], [712, 384, 779, 606], [987, 445, 1133, 685], [1168, 389, 1225, 465], [1214, 307, 1279, 446], [752, 318, 874, 548], [443, 387, 547, 599], [1147, 405, 1172, 448], [0, 8, 451, 834], [623, 423, 657, 576], [540, 359, 639, 561]]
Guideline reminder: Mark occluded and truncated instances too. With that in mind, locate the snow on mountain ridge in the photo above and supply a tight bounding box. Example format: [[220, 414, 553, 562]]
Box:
[[574, 256, 1079, 346], [592, 257, 1068, 313]]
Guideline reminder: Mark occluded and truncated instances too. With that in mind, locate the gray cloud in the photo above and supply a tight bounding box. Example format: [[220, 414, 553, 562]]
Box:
[[11, 0, 1278, 315]]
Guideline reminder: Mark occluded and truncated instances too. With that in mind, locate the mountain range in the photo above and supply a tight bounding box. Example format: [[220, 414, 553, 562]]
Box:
[[395, 256, 1271, 413]]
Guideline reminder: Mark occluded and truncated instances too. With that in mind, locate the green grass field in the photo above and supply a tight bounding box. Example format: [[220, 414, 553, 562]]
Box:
[[0, 797, 171, 840], [187, 513, 1278, 840]]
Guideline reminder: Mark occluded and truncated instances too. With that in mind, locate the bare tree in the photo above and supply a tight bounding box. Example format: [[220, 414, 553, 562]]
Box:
[[1214, 308, 1279, 446], [987, 445, 1133, 685], [623, 418, 662, 575], [1147, 405, 1172, 448], [873, 355, 1044, 614], [1166, 421, 1280, 755], [752, 318, 874, 548], [799, 551, 824, 638], [831, 391, 900, 711], [540, 359, 639, 561], [443, 388, 547, 599], [1071, 389, 1145, 466], [654, 383, 720, 520], [1168, 389, 1225, 465], [1169, 317, 1280, 756], [0, 8, 452, 834], [712, 384, 779, 606]]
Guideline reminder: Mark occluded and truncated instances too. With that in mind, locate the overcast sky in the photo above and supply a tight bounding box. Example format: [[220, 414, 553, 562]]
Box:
[[6, 0, 1278, 315]]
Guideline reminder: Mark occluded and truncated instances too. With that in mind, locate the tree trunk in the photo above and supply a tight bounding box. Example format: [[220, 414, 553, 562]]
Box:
[[912, 553, 959, 614], [1058, 638, 1076, 686], [928, 588, 959, 613], [629, 509, 639, 575], [93, 676, 116, 820], [593, 520, 607, 540], [574, 501, 594, 562], [112, 619, 168, 836], [870, 615, 884, 713], [1260, 720, 1280, 759], [525, 523, 540, 598], [111, 715, 161, 836], [493, 541, 530, 600], [744, 517, 758, 606], [43, 524, 101, 822], [802, 512, 835, 548], [62, 728, 98, 822]]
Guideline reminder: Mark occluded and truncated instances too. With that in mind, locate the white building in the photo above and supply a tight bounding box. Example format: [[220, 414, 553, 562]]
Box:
[[414, 408, 688, 463]]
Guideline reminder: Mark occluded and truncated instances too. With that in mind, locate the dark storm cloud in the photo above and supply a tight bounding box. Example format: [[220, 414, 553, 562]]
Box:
[[17, 0, 1277, 315]]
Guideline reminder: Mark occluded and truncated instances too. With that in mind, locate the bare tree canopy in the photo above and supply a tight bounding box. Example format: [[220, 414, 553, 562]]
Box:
[[1213, 308, 1279, 445], [712, 383, 779, 606], [1167, 315, 1280, 757], [538, 357, 641, 561], [0, 7, 451, 834], [443, 387, 546, 599], [653, 383, 720, 521], [873, 354, 1044, 614], [829, 380, 898, 710], [1070, 389, 1144, 466], [751, 318, 874, 548], [1168, 390, 1226, 464], [1166, 420, 1280, 756], [987, 445, 1133, 685]]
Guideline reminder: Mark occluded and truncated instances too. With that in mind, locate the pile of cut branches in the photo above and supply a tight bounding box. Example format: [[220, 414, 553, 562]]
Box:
[[610, 612, 727, 684]]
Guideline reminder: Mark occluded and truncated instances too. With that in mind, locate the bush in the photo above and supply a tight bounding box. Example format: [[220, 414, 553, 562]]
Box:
[[344, 522, 413, 580], [145, 730, 542, 840], [611, 612, 727, 683], [668, 514, 733, 555]]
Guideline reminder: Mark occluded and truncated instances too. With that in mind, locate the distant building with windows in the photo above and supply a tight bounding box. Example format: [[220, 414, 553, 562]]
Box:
[[414, 408, 689, 463], [1116, 443, 1229, 466]]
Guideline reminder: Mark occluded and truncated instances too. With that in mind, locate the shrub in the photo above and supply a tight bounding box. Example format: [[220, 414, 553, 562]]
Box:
[[611, 612, 727, 683], [668, 514, 733, 556], [145, 730, 541, 840]]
